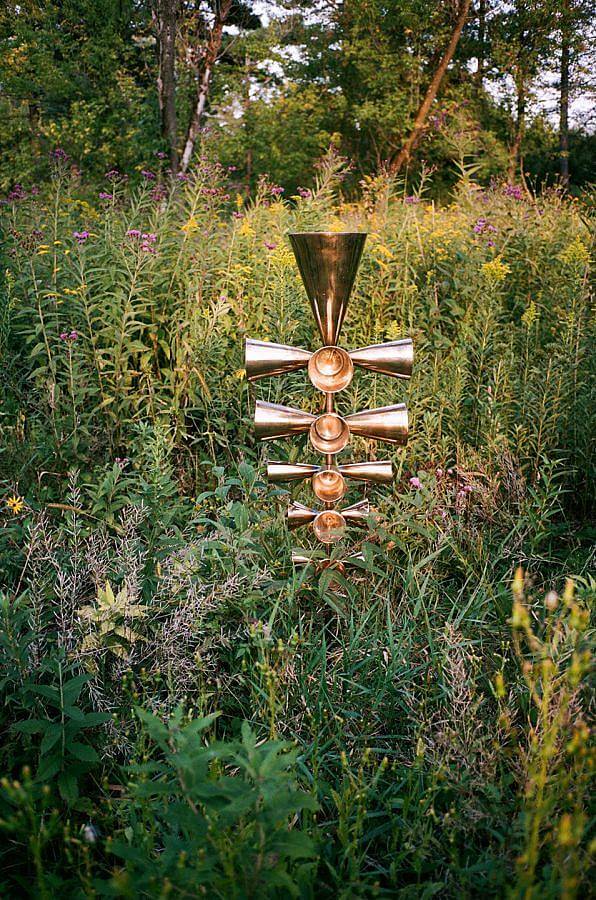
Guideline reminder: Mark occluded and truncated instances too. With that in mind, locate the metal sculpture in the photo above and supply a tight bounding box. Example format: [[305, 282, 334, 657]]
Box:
[[245, 231, 413, 575]]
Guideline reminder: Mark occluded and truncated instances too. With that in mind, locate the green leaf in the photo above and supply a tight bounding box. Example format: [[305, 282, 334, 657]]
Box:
[[40, 723, 62, 755], [67, 741, 99, 763], [12, 718, 48, 734], [58, 771, 79, 805], [62, 674, 92, 706]]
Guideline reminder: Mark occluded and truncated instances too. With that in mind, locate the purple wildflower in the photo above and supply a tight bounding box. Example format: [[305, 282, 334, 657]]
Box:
[[73, 230, 89, 244], [155, 151, 167, 159], [141, 170, 156, 181], [232, 211, 243, 219], [150, 186, 167, 201], [126, 229, 141, 238], [405, 195, 421, 204], [504, 183, 524, 200], [264, 241, 277, 250], [176, 172, 189, 182], [50, 148, 69, 160], [69, 331, 78, 341], [227, 165, 238, 172], [99, 191, 113, 201], [59, 332, 69, 341], [8, 184, 26, 201], [270, 185, 284, 197], [409, 476, 421, 489], [297, 187, 312, 199], [30, 185, 40, 195]]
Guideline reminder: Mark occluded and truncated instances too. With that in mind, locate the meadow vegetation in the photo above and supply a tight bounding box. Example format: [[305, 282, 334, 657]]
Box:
[[0, 150, 593, 897]]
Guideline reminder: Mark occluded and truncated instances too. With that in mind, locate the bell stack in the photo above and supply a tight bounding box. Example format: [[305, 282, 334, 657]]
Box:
[[245, 232, 413, 576]]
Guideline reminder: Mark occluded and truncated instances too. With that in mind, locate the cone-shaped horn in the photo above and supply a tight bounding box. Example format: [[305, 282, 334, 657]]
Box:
[[346, 404, 409, 445], [254, 400, 315, 441], [349, 338, 413, 380], [287, 501, 317, 529], [291, 552, 364, 568], [288, 232, 367, 345], [291, 551, 315, 566], [339, 461, 394, 484], [308, 346, 353, 392], [245, 338, 312, 381], [267, 462, 319, 483], [309, 412, 350, 454], [311, 467, 347, 503], [341, 499, 371, 522]]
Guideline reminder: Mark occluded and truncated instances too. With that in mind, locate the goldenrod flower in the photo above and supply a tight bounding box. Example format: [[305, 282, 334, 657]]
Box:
[[6, 495, 25, 515]]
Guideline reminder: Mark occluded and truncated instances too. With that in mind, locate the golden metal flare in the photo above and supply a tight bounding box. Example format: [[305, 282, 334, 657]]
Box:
[[349, 338, 414, 380], [346, 403, 409, 445], [254, 400, 315, 441], [341, 499, 371, 523], [311, 467, 347, 503], [291, 551, 364, 568], [308, 346, 354, 392], [339, 461, 394, 484], [287, 501, 317, 529], [288, 232, 367, 345], [245, 338, 311, 381], [309, 412, 350, 454], [267, 462, 319, 482], [312, 510, 346, 544]]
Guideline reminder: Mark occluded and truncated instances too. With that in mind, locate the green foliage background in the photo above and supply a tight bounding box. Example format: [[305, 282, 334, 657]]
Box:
[[0, 146, 593, 896]]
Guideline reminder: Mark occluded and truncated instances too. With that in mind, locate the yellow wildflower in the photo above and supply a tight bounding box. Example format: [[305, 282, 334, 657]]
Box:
[[6, 495, 25, 515], [559, 236, 590, 267], [521, 300, 538, 329], [481, 255, 511, 284], [181, 215, 199, 234], [236, 194, 244, 209], [238, 219, 254, 237]]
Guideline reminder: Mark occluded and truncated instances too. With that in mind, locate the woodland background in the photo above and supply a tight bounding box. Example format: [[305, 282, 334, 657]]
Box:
[[0, 2, 594, 899]]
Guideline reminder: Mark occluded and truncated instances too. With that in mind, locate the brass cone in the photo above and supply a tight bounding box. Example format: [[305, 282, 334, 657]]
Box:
[[254, 400, 315, 441], [346, 403, 409, 445], [341, 499, 371, 522], [339, 461, 394, 484], [349, 338, 414, 380], [288, 232, 367, 345], [311, 468, 347, 503], [308, 346, 354, 393], [309, 412, 350, 454], [245, 338, 311, 381], [287, 501, 316, 529], [313, 510, 346, 544], [267, 462, 319, 483]]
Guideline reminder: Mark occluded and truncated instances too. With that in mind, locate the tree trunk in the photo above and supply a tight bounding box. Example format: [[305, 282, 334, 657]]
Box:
[[476, 0, 486, 90], [389, 0, 471, 174], [508, 75, 525, 182], [156, 0, 179, 174], [180, 0, 232, 173], [559, 0, 570, 189]]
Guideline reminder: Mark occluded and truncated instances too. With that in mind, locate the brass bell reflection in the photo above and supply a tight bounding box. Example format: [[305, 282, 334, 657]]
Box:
[[308, 346, 353, 392], [245, 230, 414, 578]]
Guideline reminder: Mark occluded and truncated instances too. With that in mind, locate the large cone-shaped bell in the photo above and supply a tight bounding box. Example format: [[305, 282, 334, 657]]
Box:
[[245, 339, 311, 381], [288, 232, 367, 345], [346, 404, 409, 445], [349, 338, 413, 380], [254, 401, 315, 441]]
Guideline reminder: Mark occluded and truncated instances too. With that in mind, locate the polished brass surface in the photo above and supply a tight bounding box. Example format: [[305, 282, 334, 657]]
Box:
[[313, 510, 346, 544], [341, 499, 371, 522], [245, 338, 311, 381], [346, 403, 409, 445], [308, 346, 354, 392], [309, 412, 350, 454], [288, 232, 367, 345], [287, 501, 316, 529], [267, 462, 319, 483], [350, 338, 413, 380], [254, 400, 315, 441], [311, 468, 347, 503], [339, 461, 394, 484]]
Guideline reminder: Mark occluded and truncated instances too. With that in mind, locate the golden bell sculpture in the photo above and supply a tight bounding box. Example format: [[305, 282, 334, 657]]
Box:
[[245, 231, 413, 575]]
